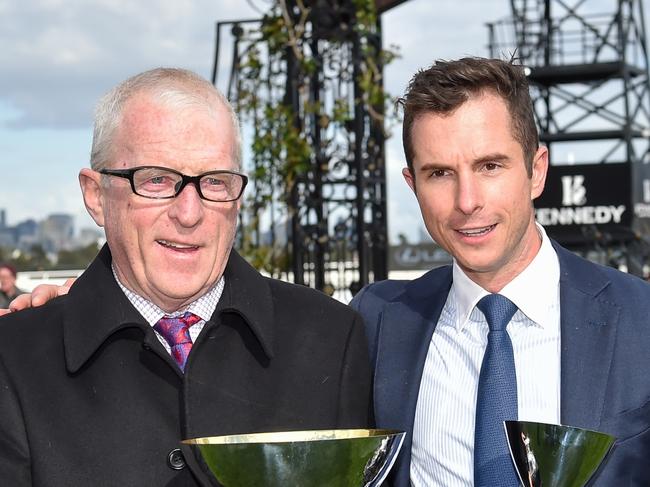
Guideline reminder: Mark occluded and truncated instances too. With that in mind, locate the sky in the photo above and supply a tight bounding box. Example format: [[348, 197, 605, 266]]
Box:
[[0, 0, 626, 243]]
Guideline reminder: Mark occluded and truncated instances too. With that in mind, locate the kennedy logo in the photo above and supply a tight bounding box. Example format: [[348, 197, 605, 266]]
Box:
[[536, 171, 626, 226], [561, 175, 587, 206]]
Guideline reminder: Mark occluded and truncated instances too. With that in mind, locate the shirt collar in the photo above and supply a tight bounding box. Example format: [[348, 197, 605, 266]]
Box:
[[452, 223, 560, 330], [111, 265, 224, 325], [63, 245, 276, 373]]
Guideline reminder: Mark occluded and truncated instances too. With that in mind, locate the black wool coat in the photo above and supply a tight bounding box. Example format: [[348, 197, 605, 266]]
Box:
[[0, 245, 372, 486]]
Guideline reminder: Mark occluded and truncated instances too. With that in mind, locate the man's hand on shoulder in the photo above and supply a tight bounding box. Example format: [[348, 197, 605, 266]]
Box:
[[0, 278, 75, 316]]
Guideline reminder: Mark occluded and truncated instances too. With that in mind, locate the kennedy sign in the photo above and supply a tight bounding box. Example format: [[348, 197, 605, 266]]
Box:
[[534, 163, 633, 244]]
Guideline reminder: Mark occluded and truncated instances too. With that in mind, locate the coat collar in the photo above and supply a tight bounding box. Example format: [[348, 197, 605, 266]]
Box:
[[218, 249, 275, 359], [64, 245, 274, 373]]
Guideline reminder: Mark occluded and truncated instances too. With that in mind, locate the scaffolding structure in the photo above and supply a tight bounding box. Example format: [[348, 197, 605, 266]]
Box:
[[212, 1, 401, 300], [488, 0, 650, 273]]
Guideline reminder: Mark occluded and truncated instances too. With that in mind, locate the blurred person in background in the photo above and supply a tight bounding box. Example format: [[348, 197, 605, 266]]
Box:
[[0, 263, 25, 308]]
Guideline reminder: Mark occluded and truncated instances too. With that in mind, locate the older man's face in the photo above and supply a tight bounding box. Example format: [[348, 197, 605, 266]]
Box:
[[81, 93, 240, 312]]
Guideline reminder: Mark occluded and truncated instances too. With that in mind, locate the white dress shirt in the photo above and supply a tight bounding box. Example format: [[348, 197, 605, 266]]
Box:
[[410, 225, 561, 486], [112, 266, 224, 355]]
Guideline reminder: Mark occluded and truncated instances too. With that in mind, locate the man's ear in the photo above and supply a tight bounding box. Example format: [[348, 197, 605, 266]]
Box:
[[530, 145, 549, 200], [79, 168, 106, 227], [402, 167, 417, 195]]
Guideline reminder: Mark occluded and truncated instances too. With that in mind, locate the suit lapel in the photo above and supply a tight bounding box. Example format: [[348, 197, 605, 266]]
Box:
[[556, 244, 619, 430], [373, 266, 452, 487]]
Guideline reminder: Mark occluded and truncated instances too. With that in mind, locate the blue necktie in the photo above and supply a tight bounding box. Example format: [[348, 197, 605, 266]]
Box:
[[474, 294, 520, 487]]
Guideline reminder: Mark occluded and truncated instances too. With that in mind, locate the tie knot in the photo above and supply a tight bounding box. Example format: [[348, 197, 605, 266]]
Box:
[[153, 312, 201, 372], [477, 294, 517, 332], [154, 312, 201, 345]]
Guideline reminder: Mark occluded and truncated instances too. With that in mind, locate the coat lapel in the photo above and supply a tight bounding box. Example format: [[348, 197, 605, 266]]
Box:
[[555, 244, 620, 430], [373, 266, 452, 487], [63, 244, 151, 373]]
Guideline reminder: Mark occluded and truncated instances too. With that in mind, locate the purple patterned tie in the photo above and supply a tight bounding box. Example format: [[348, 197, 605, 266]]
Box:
[[153, 312, 201, 372]]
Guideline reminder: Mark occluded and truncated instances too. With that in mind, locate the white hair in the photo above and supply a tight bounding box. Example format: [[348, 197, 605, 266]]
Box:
[[90, 67, 242, 170]]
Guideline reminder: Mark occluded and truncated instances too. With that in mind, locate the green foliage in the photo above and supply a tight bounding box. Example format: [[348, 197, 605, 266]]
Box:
[[1, 243, 100, 272], [56, 242, 101, 269], [12, 245, 51, 271], [233, 0, 399, 274]]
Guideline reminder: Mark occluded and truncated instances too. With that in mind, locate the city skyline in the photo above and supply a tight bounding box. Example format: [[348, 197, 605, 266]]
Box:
[[0, 207, 103, 254]]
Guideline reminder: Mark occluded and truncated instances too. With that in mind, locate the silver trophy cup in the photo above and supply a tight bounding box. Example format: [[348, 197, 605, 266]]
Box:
[[183, 428, 405, 487], [504, 421, 616, 487]]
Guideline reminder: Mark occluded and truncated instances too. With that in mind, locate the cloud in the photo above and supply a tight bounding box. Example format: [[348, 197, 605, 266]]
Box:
[[5, 0, 597, 243], [382, 0, 512, 95], [0, 0, 254, 130]]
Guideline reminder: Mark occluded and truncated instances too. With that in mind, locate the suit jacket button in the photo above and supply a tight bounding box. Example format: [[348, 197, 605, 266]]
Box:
[[167, 448, 186, 470]]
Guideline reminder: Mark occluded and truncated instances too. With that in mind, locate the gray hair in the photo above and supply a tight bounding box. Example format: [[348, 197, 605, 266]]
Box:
[[90, 67, 242, 170]]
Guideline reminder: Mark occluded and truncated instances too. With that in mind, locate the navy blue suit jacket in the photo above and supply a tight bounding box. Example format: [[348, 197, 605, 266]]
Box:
[[351, 242, 650, 486]]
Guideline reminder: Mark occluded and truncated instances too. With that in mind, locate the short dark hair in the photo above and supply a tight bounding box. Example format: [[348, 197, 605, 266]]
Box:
[[397, 57, 539, 177], [0, 263, 17, 278]]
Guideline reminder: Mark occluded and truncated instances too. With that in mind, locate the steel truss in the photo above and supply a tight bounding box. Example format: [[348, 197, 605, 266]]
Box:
[[488, 0, 650, 274], [213, 1, 389, 300]]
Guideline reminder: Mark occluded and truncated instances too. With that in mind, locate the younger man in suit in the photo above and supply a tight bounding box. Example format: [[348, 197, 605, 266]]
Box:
[[351, 57, 650, 486]]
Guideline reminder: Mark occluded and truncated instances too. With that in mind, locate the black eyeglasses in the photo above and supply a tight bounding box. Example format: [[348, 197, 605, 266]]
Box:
[[99, 166, 248, 202]]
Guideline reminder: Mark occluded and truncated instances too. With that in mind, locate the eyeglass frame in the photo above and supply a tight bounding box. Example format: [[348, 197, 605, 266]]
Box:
[[99, 165, 248, 202]]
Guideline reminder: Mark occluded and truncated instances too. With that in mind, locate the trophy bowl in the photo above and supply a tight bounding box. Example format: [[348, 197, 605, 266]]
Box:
[[504, 420, 616, 487], [182, 428, 405, 487]]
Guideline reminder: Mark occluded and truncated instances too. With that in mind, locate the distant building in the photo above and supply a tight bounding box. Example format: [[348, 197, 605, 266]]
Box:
[[15, 219, 38, 250], [0, 211, 101, 254], [76, 227, 105, 248], [0, 228, 15, 248], [39, 214, 75, 253], [0, 209, 12, 247]]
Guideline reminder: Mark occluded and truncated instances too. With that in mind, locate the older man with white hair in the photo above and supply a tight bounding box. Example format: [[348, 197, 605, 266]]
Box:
[[0, 68, 371, 486]]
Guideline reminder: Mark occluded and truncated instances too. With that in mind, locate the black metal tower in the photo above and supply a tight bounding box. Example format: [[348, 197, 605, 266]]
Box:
[[213, 1, 397, 300], [488, 0, 650, 274]]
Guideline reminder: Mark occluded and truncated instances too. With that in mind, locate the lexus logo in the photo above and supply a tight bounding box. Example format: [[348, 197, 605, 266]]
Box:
[[561, 175, 587, 206]]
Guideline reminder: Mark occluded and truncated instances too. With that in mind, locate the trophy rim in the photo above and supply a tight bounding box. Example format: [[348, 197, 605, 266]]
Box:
[[503, 420, 617, 442], [182, 428, 404, 445]]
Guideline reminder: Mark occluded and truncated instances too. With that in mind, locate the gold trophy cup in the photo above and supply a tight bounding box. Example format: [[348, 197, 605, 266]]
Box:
[[183, 428, 405, 487]]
